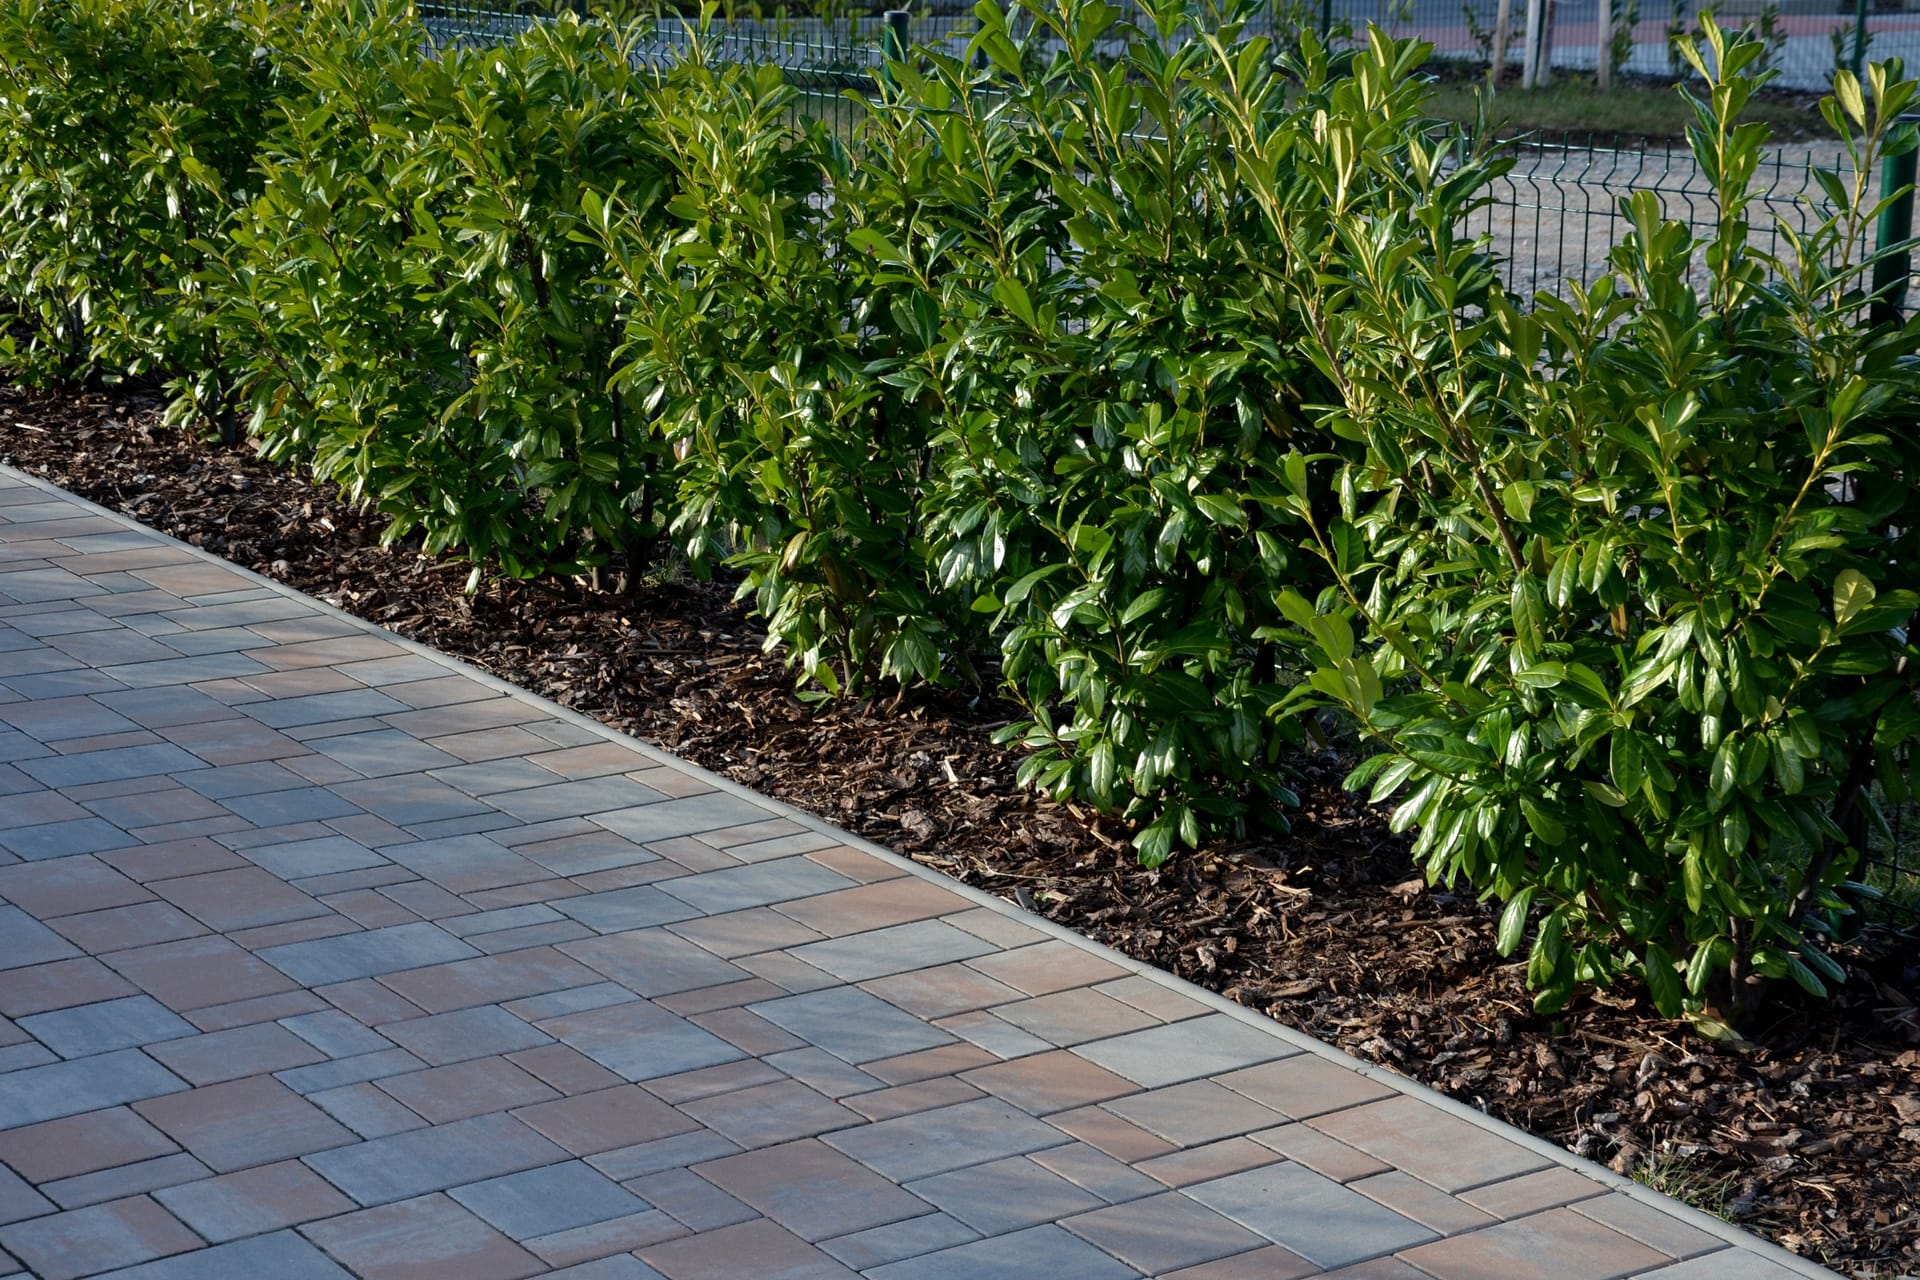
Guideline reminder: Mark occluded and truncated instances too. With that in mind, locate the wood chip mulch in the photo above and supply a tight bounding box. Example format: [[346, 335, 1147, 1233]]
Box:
[[3, 383, 1917, 1277]]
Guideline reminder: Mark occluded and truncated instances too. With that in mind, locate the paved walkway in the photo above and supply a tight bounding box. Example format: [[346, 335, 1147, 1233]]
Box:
[[0, 467, 1829, 1280]]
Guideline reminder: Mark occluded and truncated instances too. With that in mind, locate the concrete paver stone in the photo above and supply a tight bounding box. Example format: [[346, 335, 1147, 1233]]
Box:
[[300, 1192, 545, 1280], [0, 470, 1836, 1280], [87, 1230, 353, 1280], [301, 1112, 567, 1207]]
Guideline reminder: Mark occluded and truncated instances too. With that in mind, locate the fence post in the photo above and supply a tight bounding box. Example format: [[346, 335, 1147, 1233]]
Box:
[[1852, 0, 1869, 79], [883, 8, 910, 87], [1871, 126, 1918, 327], [1320, 0, 1332, 41]]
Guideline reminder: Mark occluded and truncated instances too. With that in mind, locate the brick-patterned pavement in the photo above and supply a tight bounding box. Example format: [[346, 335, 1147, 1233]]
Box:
[[0, 467, 1830, 1280]]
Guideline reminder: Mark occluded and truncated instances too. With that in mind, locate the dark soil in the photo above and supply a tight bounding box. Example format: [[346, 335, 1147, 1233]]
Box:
[[4, 384, 1918, 1277]]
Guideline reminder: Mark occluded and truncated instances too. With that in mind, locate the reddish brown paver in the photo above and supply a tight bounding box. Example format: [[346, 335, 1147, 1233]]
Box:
[[694, 1138, 931, 1241], [132, 1076, 357, 1173], [0, 958, 138, 1018], [0, 470, 1832, 1280], [640, 1216, 858, 1280], [101, 934, 298, 1012], [959, 1048, 1140, 1115], [302, 1192, 545, 1280], [0, 1110, 176, 1185], [151, 1159, 355, 1241], [0, 1196, 200, 1280], [377, 1058, 560, 1124]]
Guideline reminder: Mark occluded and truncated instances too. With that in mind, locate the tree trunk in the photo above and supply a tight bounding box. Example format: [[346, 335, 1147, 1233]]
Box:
[[1491, 0, 1514, 85], [1597, 0, 1613, 90], [1521, 0, 1545, 87]]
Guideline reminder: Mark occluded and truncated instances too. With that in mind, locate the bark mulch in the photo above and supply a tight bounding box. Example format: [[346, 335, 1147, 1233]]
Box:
[[3, 384, 1917, 1278]]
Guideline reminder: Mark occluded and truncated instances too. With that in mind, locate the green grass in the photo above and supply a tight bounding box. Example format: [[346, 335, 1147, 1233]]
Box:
[[1631, 1149, 1740, 1220], [1426, 74, 1828, 144]]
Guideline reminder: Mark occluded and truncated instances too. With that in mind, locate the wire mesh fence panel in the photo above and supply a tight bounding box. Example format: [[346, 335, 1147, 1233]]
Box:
[[1315, 0, 1920, 92], [1863, 744, 1920, 924], [417, 1, 539, 47], [1462, 135, 1847, 297]]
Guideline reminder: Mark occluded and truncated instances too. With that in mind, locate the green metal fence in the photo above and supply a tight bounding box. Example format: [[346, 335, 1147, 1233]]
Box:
[[1463, 132, 1837, 298], [416, 3, 1906, 298]]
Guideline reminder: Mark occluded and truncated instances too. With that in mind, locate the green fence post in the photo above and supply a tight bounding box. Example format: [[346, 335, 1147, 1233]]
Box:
[[883, 8, 910, 87], [1872, 123, 1918, 328], [1321, 0, 1333, 40], [1853, 0, 1869, 79]]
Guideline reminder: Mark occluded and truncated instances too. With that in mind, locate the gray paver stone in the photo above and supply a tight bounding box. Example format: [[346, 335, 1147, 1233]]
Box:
[[1186, 1161, 1439, 1269], [546, 1259, 670, 1280], [823, 1098, 1069, 1182], [275, 1048, 427, 1094], [557, 885, 706, 933], [750, 988, 956, 1065], [302, 1112, 569, 1206], [818, 1213, 977, 1270], [153, 1161, 355, 1242], [381, 834, 549, 894], [309, 728, 461, 777], [560, 931, 747, 998], [0, 818, 138, 861], [593, 792, 778, 842], [258, 922, 480, 986], [655, 859, 856, 915], [865, 1223, 1138, 1280], [0, 1049, 188, 1130], [239, 837, 389, 880], [380, 1005, 551, 1065], [333, 775, 495, 826], [222, 787, 365, 827], [789, 920, 997, 983], [247, 690, 409, 729], [450, 1160, 649, 1239], [279, 1010, 393, 1059], [41, 1153, 212, 1211], [488, 776, 671, 822], [906, 1157, 1104, 1235], [540, 1000, 745, 1082], [0, 906, 81, 969], [0, 1197, 199, 1280], [18, 996, 196, 1059], [91, 1230, 352, 1280], [0, 1167, 53, 1227], [1074, 1014, 1293, 1088]]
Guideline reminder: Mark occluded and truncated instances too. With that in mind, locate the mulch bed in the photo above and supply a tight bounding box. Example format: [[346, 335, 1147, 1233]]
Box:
[[3, 383, 1917, 1277]]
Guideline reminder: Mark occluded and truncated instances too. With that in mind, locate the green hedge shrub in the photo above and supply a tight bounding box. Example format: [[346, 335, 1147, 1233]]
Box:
[[835, 2, 1442, 860], [590, 50, 957, 696], [1261, 23, 1920, 1029], [215, 0, 675, 580], [0, 0, 280, 426]]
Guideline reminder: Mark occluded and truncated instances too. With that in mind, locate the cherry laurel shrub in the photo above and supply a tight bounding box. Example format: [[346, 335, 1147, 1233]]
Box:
[[821, 0, 1424, 861], [1256, 23, 1920, 1029], [213, 0, 678, 582], [0, 0, 280, 429], [586, 46, 959, 698]]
